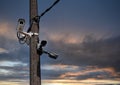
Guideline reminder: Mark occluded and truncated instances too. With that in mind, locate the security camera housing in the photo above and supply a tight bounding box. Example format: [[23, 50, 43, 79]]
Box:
[[17, 18, 25, 31]]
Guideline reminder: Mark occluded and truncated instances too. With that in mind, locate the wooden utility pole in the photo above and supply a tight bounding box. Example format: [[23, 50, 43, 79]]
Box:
[[29, 0, 41, 85], [16, 1, 60, 85]]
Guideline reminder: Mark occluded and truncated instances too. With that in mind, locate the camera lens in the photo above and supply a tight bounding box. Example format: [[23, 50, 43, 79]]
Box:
[[20, 21, 23, 24]]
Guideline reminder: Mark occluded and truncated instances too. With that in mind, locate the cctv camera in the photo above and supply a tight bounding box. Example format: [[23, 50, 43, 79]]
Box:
[[16, 18, 25, 31]]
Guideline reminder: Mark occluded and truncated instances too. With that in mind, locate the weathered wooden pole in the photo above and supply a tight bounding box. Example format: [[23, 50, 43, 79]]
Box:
[[29, 0, 41, 85]]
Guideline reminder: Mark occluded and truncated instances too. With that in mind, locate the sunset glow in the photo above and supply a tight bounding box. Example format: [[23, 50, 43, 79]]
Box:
[[42, 79, 120, 85]]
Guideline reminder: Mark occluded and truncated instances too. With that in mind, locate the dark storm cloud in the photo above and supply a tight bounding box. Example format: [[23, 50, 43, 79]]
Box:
[[41, 69, 64, 80], [0, 35, 29, 63], [1, 32, 120, 81], [45, 34, 120, 72], [0, 46, 29, 63]]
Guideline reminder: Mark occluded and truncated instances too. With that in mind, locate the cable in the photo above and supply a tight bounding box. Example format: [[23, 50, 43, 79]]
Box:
[[39, 0, 60, 19], [27, 0, 60, 32], [17, 32, 27, 44]]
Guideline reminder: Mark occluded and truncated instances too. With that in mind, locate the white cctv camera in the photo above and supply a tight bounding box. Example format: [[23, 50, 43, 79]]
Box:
[[17, 18, 25, 32]]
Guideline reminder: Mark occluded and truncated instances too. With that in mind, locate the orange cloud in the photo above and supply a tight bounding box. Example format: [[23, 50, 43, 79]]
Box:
[[0, 80, 29, 85], [47, 32, 84, 44], [42, 79, 120, 85], [0, 48, 8, 53], [59, 67, 118, 79], [0, 22, 17, 40]]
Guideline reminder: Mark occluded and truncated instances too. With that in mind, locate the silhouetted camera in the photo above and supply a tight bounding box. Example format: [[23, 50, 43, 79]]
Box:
[[37, 40, 58, 59], [40, 40, 47, 47]]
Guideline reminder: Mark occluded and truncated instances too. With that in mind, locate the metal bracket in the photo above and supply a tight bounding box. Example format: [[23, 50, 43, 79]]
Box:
[[18, 31, 38, 37]]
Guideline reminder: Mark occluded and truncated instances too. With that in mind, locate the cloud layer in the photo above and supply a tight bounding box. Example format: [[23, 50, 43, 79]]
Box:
[[0, 23, 120, 83], [39, 33, 120, 82]]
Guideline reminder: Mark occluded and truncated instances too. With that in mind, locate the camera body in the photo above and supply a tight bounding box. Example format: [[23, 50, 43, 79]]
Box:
[[48, 52, 58, 59], [17, 19, 25, 32]]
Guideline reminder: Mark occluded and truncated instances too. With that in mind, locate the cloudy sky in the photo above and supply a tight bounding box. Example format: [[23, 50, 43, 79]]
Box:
[[0, 0, 120, 85]]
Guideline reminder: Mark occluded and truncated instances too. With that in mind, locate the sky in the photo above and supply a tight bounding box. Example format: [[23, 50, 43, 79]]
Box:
[[0, 0, 120, 85]]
